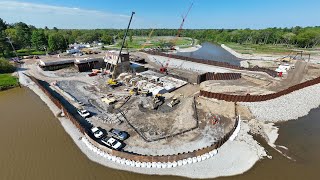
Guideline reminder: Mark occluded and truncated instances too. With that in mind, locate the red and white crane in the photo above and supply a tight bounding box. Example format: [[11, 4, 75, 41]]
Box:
[[160, 2, 194, 73]]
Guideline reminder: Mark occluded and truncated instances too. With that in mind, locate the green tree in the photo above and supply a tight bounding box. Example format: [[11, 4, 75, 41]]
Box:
[[282, 33, 296, 46], [14, 22, 32, 48], [0, 31, 9, 57], [296, 29, 320, 48], [0, 18, 7, 31], [0, 18, 9, 56], [48, 33, 67, 52], [101, 34, 113, 45], [31, 30, 47, 50], [76, 31, 99, 43]]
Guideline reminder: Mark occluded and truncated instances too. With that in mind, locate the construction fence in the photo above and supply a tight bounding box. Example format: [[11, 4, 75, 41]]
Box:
[[200, 75, 320, 102], [143, 50, 278, 77], [27, 74, 240, 163]]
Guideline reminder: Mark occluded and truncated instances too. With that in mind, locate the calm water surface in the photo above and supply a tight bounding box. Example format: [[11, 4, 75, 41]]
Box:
[[0, 87, 319, 180], [176, 42, 241, 66]]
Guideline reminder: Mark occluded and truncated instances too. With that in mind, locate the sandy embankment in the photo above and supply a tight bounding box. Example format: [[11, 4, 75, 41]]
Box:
[[176, 44, 202, 53], [18, 68, 267, 179], [242, 83, 320, 122], [221, 44, 283, 61]]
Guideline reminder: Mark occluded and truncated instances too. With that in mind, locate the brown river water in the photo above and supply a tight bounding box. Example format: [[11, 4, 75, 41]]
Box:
[[0, 87, 319, 180]]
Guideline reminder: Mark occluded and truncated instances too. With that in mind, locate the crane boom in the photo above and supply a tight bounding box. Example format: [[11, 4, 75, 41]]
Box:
[[112, 11, 135, 79], [141, 29, 155, 50], [161, 2, 193, 73]]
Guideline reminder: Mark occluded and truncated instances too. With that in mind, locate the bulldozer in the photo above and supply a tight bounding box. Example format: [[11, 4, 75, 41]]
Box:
[[151, 94, 164, 110], [167, 98, 180, 108]]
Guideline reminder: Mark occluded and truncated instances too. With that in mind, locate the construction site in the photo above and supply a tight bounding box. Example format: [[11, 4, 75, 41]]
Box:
[[19, 7, 320, 171]]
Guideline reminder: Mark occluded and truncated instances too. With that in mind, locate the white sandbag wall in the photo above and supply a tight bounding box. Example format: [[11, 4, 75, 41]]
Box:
[[81, 137, 220, 168]]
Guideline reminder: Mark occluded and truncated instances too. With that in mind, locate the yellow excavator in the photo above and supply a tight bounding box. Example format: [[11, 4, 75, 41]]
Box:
[[107, 12, 135, 87]]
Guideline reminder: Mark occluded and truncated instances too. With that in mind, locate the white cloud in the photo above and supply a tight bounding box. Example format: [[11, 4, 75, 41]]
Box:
[[0, 1, 132, 29]]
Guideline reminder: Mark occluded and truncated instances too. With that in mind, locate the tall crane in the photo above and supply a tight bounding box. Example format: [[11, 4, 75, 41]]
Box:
[[140, 29, 155, 50], [160, 2, 193, 73], [108, 11, 135, 86]]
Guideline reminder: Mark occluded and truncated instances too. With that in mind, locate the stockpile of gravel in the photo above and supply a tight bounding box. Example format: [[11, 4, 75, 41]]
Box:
[[242, 84, 320, 122]]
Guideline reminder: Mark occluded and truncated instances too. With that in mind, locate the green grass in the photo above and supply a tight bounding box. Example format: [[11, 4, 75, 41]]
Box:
[[223, 42, 320, 55], [225, 43, 297, 55], [113, 36, 195, 49], [0, 74, 19, 90], [16, 49, 46, 56]]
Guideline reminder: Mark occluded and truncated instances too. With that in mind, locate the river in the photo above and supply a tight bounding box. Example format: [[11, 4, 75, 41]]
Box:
[[1, 87, 320, 180], [176, 42, 241, 66]]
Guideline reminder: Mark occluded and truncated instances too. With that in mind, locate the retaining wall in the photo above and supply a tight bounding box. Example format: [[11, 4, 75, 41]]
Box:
[[143, 51, 278, 77], [200, 76, 320, 102], [27, 75, 239, 163], [197, 72, 242, 84], [86, 118, 239, 163]]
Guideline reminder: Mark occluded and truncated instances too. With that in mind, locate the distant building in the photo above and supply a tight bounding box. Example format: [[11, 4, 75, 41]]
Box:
[[66, 49, 80, 54], [39, 56, 105, 72]]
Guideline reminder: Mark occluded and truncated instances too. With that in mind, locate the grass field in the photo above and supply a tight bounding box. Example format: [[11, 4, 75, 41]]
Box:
[[0, 74, 19, 90], [225, 43, 320, 55], [16, 49, 46, 56], [112, 36, 194, 49]]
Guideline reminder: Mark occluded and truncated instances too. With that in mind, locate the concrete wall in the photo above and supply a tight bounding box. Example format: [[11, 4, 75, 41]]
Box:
[[197, 72, 242, 84]]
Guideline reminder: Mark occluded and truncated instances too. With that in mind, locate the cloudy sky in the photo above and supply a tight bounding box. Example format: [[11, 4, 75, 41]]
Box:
[[0, 0, 319, 29]]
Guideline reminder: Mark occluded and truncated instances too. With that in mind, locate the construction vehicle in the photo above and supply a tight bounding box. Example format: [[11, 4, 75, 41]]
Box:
[[102, 97, 117, 105], [160, 3, 193, 73], [151, 94, 164, 110], [129, 87, 139, 95], [107, 12, 135, 87], [167, 98, 180, 108], [81, 48, 94, 55], [129, 88, 150, 96]]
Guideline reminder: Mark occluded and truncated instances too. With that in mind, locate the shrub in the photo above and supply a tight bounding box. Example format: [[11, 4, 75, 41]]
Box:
[[0, 58, 16, 73]]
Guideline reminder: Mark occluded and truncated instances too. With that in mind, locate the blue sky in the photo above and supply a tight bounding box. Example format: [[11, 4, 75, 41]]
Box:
[[0, 0, 319, 29]]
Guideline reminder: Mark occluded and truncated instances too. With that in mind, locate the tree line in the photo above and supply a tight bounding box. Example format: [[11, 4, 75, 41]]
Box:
[[1, 17, 320, 57]]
